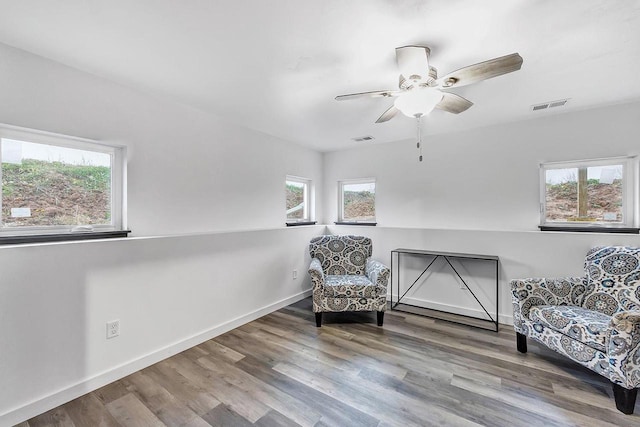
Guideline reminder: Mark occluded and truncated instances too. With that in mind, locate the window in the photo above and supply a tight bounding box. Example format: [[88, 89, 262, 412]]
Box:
[[0, 124, 126, 238], [285, 176, 313, 225], [338, 179, 376, 224], [540, 157, 638, 230]]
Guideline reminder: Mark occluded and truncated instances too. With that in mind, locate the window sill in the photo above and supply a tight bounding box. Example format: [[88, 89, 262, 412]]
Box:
[[0, 230, 131, 245], [334, 222, 377, 226], [285, 221, 317, 227], [539, 225, 639, 234]]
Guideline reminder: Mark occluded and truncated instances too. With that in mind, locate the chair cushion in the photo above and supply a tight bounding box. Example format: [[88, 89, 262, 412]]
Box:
[[583, 246, 640, 314], [309, 235, 372, 275], [529, 305, 611, 352], [324, 275, 376, 298]]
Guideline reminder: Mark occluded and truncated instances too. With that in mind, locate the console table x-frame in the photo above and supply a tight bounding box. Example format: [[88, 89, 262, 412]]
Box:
[[390, 249, 500, 332]]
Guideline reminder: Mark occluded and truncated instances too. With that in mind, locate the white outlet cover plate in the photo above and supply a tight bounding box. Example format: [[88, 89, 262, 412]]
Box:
[[106, 320, 120, 339]]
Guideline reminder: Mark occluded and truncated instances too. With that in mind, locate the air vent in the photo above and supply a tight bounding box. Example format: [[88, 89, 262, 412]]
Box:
[[548, 99, 568, 108], [352, 135, 375, 142], [531, 99, 570, 112]]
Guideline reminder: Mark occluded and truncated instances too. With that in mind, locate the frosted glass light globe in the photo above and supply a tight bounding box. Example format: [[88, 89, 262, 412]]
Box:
[[394, 89, 443, 118]]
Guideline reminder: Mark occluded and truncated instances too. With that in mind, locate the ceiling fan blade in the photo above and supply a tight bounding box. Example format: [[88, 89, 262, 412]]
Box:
[[396, 46, 430, 79], [375, 105, 399, 123], [437, 53, 523, 88], [335, 90, 400, 101], [435, 92, 474, 114]]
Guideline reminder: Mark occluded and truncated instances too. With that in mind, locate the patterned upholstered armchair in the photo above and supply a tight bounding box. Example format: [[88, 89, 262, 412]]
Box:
[[511, 246, 640, 414], [308, 235, 389, 327]]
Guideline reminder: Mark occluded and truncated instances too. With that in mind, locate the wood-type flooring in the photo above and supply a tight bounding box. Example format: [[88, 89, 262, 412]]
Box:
[[18, 297, 640, 426]]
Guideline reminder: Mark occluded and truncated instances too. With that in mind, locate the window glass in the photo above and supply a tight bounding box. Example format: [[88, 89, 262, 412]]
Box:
[[1, 138, 112, 228], [0, 125, 124, 236], [541, 158, 635, 228], [340, 180, 376, 222], [286, 177, 310, 222], [544, 166, 623, 223]]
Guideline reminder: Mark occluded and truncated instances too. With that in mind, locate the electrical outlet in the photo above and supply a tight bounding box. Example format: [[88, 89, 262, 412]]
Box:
[[106, 320, 120, 339], [292, 269, 298, 279]]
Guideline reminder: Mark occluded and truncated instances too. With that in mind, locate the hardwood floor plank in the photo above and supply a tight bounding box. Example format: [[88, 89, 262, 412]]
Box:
[[254, 410, 302, 427], [195, 355, 321, 427], [63, 393, 121, 427], [234, 355, 379, 427], [499, 376, 640, 427], [27, 407, 76, 427], [93, 380, 132, 406], [20, 297, 640, 426], [334, 317, 600, 396], [105, 393, 165, 427], [254, 316, 409, 379], [163, 353, 270, 423], [375, 366, 566, 427], [273, 360, 479, 427], [379, 316, 598, 385], [551, 379, 613, 408], [214, 329, 286, 368], [248, 328, 369, 377], [180, 346, 209, 361], [143, 364, 221, 416], [122, 371, 203, 426], [196, 339, 246, 363], [451, 374, 618, 427], [200, 404, 253, 427], [179, 416, 213, 427]]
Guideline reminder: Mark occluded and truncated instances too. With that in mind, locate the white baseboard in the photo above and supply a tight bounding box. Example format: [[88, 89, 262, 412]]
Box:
[[390, 294, 514, 326], [1, 290, 312, 427]]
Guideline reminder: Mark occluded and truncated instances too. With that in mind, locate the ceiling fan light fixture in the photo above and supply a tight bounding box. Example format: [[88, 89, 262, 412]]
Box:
[[394, 89, 443, 118]]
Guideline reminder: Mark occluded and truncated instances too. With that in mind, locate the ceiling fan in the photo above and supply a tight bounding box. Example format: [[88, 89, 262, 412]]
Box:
[[335, 46, 523, 123]]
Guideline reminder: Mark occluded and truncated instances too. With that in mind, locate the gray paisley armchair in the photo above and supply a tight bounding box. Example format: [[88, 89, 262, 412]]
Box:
[[308, 235, 389, 327], [511, 246, 640, 414]]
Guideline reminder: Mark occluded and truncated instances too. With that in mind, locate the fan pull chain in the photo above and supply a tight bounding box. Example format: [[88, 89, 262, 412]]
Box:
[[416, 114, 423, 162]]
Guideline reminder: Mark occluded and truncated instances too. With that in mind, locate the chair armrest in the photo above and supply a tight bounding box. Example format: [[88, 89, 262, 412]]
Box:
[[608, 311, 640, 389], [511, 276, 586, 334], [366, 258, 390, 296], [308, 258, 325, 291]]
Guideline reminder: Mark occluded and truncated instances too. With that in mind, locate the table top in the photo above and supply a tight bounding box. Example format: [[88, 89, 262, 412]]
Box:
[[391, 248, 499, 261]]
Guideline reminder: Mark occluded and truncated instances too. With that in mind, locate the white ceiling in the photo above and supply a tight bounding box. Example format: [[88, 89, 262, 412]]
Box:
[[0, 0, 639, 151]]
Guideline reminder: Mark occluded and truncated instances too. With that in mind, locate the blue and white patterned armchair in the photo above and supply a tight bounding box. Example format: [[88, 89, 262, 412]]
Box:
[[308, 235, 389, 327], [511, 246, 640, 414]]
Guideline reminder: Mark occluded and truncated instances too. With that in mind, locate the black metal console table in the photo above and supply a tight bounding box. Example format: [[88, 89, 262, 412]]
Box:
[[390, 249, 499, 332]]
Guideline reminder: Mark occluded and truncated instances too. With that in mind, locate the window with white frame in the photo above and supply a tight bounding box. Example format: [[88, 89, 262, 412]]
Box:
[[540, 157, 638, 229], [0, 124, 126, 236], [338, 179, 376, 223], [285, 176, 311, 223]]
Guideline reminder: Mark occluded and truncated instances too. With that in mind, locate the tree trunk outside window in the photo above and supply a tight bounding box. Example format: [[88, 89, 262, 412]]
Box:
[[578, 167, 588, 218]]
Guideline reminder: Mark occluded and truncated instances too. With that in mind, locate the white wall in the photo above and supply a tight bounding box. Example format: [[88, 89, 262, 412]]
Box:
[[0, 226, 323, 425], [0, 42, 326, 424], [324, 101, 640, 329], [323, 101, 640, 230], [327, 225, 640, 326], [0, 42, 323, 235]]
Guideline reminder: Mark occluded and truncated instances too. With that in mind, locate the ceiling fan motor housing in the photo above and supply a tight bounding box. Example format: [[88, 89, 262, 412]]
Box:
[[396, 46, 437, 88], [400, 66, 438, 90]]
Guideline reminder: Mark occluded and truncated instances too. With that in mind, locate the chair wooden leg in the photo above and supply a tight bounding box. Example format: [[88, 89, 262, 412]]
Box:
[[377, 311, 384, 327], [315, 312, 322, 327], [516, 332, 527, 353], [613, 383, 637, 414]]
